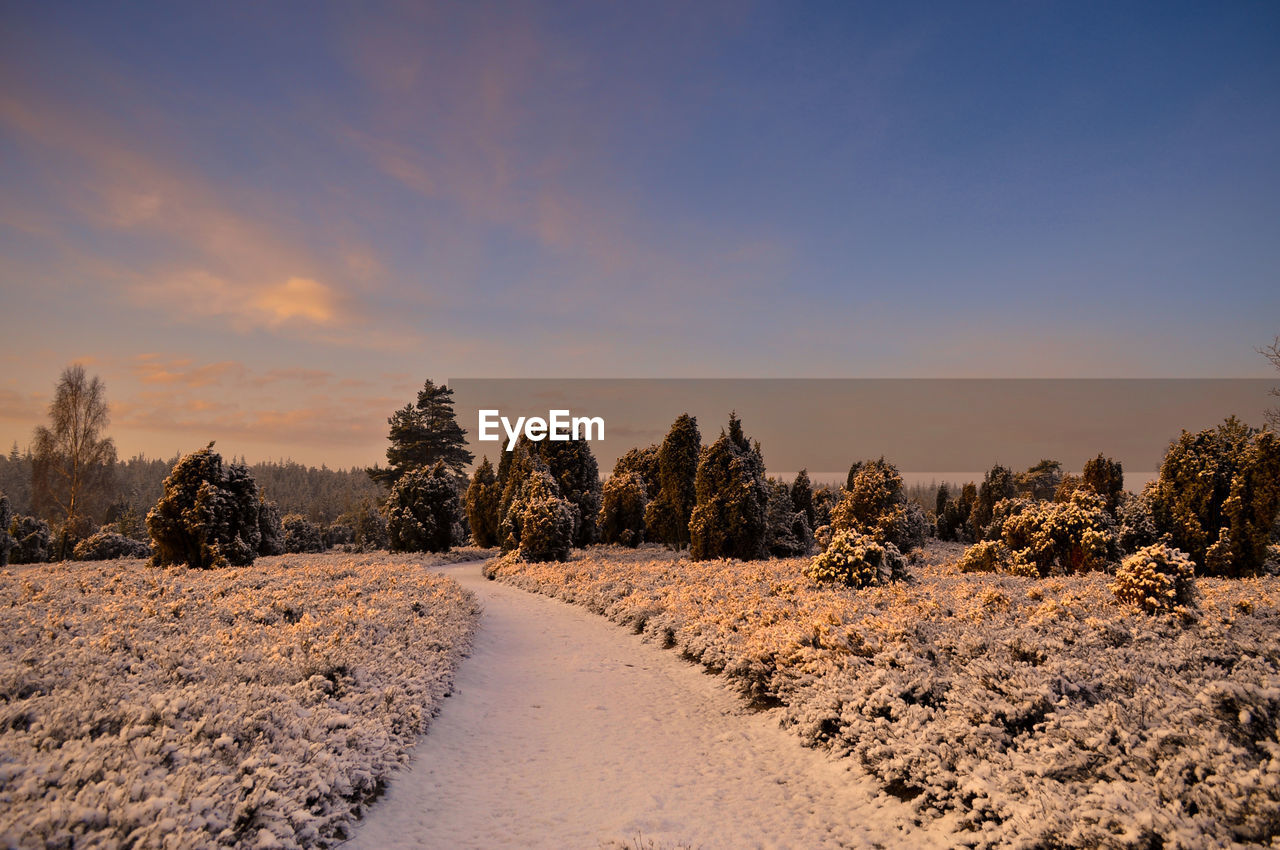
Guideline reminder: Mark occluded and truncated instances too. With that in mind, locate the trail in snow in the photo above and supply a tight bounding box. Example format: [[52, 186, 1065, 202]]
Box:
[[346, 560, 942, 850]]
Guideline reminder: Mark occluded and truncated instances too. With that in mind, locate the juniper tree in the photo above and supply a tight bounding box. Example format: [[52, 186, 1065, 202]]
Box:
[[386, 461, 460, 553], [1082, 454, 1125, 514], [368, 380, 473, 487], [464, 456, 502, 548], [147, 444, 264, 568], [831, 457, 923, 553], [1016, 459, 1063, 502], [971, 465, 1016, 538], [613, 445, 661, 497], [0, 492, 11, 567], [689, 412, 768, 561], [538, 438, 601, 547], [791, 469, 815, 530], [598, 471, 648, 547], [644, 414, 700, 550]]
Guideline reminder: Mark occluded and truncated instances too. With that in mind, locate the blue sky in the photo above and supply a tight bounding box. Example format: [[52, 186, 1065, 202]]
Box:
[[1, 1, 1278, 466]]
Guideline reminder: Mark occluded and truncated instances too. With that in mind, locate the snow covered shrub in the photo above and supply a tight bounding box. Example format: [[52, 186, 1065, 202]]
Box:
[[1150, 417, 1280, 576], [282, 513, 325, 553], [996, 490, 1116, 577], [956, 539, 1011, 573], [147, 445, 264, 569], [516, 471, 575, 562], [71, 526, 150, 560], [613, 444, 661, 498], [323, 519, 355, 549], [1116, 487, 1159, 554], [9, 515, 52, 563], [807, 529, 906, 589], [1110, 543, 1197, 615], [766, 479, 813, 557], [936, 481, 977, 542], [813, 524, 833, 552], [644, 414, 701, 550], [1016, 458, 1063, 501], [598, 471, 648, 547], [386, 461, 460, 553], [831, 457, 923, 553], [0, 492, 10, 567], [257, 498, 284, 556], [464, 456, 501, 548], [689, 413, 769, 561], [791, 469, 815, 531]]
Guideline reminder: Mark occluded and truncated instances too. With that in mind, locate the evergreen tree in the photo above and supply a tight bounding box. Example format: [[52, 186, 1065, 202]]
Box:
[[971, 465, 1016, 538], [464, 457, 502, 548], [613, 445, 660, 497], [689, 412, 769, 561], [147, 444, 264, 568], [0, 492, 11, 567], [368, 380, 473, 487], [644, 414, 701, 550], [831, 457, 923, 553], [539, 438, 602, 547], [1016, 459, 1063, 502], [598, 471, 648, 547], [791, 468, 815, 530]]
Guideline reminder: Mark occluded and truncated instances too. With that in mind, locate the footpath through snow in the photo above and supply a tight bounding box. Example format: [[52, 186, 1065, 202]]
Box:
[[346, 559, 942, 849]]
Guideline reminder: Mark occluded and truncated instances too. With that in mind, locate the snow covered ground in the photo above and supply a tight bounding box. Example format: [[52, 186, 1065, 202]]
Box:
[[346, 558, 941, 849], [488, 544, 1280, 849], [0, 552, 481, 849]]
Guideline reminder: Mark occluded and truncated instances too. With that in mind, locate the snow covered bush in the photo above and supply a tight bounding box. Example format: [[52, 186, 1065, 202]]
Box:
[[9, 515, 53, 564], [831, 458, 924, 553], [537, 438, 602, 547], [514, 471, 575, 562], [338, 498, 388, 551], [807, 530, 906, 588], [689, 413, 769, 561], [323, 520, 355, 550], [644, 415, 700, 550], [0, 552, 479, 849], [1116, 487, 1159, 555], [598, 471, 648, 547], [147, 445, 265, 569], [1150, 417, 1280, 576], [955, 539, 1010, 573], [385, 461, 460, 553], [812, 524, 833, 553], [71, 526, 151, 560], [1110, 542, 1197, 615], [994, 490, 1116, 577], [282, 514, 325, 553]]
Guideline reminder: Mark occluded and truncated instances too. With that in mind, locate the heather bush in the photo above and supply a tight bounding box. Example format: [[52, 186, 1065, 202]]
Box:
[[257, 498, 284, 556], [1150, 418, 1280, 576], [956, 539, 1011, 573], [598, 471, 648, 547], [806, 529, 906, 589], [385, 461, 459, 553], [830, 457, 923, 553], [71, 527, 151, 560], [9, 515, 52, 563], [993, 490, 1116, 577], [689, 413, 768, 561], [147, 445, 264, 569], [645, 414, 701, 550], [765, 479, 812, 557], [464, 456, 502, 548], [282, 513, 325, 553], [1110, 543, 1197, 615]]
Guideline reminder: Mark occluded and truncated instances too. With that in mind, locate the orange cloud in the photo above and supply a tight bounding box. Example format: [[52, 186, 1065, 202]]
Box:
[[253, 277, 340, 327]]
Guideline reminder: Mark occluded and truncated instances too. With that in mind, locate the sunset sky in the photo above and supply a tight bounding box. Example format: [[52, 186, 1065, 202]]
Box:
[[2, 1, 1278, 469]]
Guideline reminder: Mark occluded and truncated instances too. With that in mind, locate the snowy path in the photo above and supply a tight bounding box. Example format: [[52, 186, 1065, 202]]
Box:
[[345, 560, 941, 849]]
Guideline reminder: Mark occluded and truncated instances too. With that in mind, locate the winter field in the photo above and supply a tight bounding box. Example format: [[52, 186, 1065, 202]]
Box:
[[486, 543, 1280, 849], [0, 552, 485, 849]]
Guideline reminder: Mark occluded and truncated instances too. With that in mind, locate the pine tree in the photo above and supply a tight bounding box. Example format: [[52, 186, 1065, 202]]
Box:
[[644, 414, 701, 550], [368, 380, 474, 487]]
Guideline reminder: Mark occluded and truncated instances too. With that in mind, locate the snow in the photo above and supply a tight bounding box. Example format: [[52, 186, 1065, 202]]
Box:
[[0, 553, 480, 849], [347, 558, 942, 849], [484, 543, 1280, 849]]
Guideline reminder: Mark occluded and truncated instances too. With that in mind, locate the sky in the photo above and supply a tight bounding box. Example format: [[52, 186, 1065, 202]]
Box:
[[1, 1, 1278, 469]]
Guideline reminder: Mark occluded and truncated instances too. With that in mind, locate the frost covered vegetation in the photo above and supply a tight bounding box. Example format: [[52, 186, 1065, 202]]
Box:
[[488, 544, 1280, 849], [0, 553, 481, 848]]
